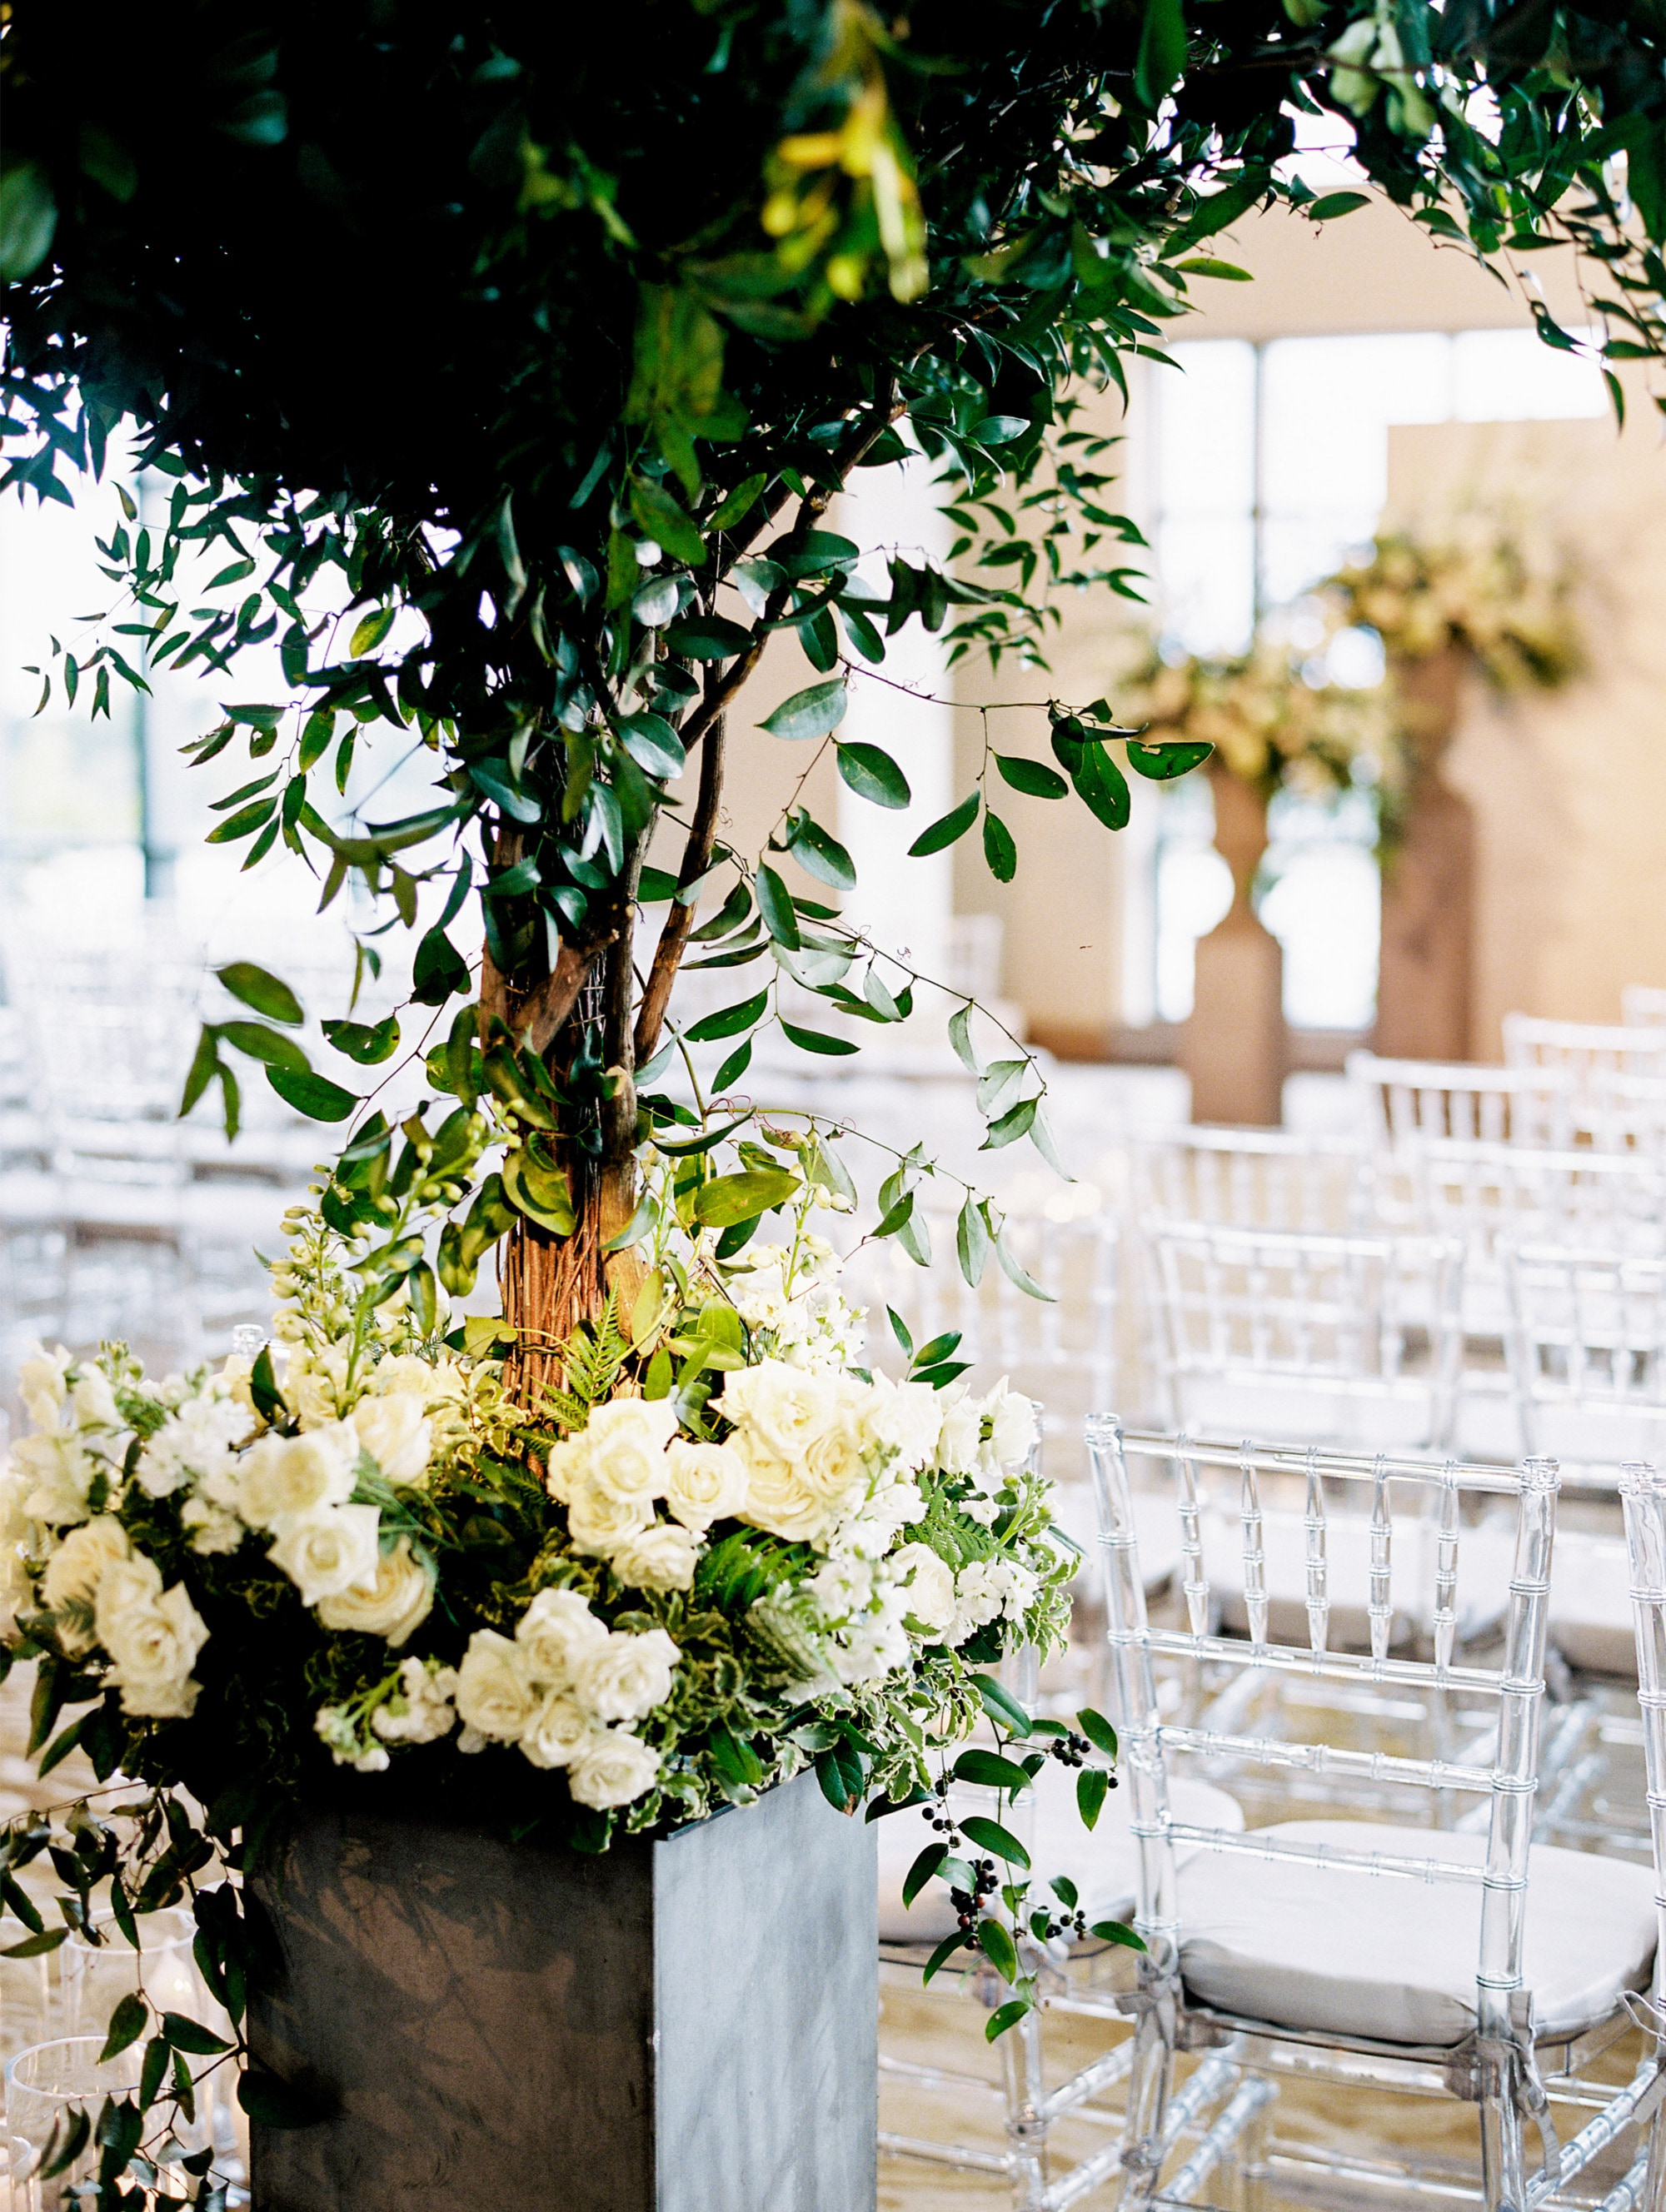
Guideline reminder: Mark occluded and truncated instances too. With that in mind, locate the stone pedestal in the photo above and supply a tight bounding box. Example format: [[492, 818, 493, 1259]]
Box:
[[1374, 649, 1476, 1063], [1180, 766, 1285, 1125], [250, 1771, 877, 2212]]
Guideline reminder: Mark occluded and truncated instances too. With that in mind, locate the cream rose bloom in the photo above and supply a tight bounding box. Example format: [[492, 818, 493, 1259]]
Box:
[[267, 1503, 382, 1607], [890, 1541, 956, 1636], [316, 1536, 434, 1645], [42, 1517, 131, 1651], [543, 1437, 586, 1505], [519, 1691, 599, 1770], [95, 1556, 208, 1720], [237, 1424, 359, 1530], [12, 1432, 96, 1527], [516, 1587, 609, 1685], [608, 1522, 701, 1593], [566, 1480, 653, 1558], [568, 1727, 661, 1810], [581, 1399, 677, 1506], [935, 1388, 982, 1477], [662, 1440, 748, 1532], [456, 1629, 539, 1741], [861, 1377, 943, 1472], [799, 1395, 868, 1505], [980, 1379, 1039, 1476], [571, 1627, 681, 1723], [351, 1393, 432, 1487], [718, 1361, 836, 1462], [733, 1437, 830, 1544]]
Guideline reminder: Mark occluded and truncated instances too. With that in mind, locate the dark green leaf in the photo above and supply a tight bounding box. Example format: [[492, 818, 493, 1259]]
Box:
[[960, 1816, 1030, 1871], [99, 1992, 148, 2063], [985, 1998, 1032, 2041], [663, 615, 751, 660], [995, 755, 1067, 800], [786, 815, 855, 889], [216, 960, 302, 1025], [755, 865, 801, 949], [970, 1673, 1032, 1737], [322, 1015, 400, 1064], [982, 810, 1016, 883], [266, 1067, 358, 1122], [1309, 190, 1370, 221], [1125, 739, 1212, 781], [921, 1929, 973, 1985], [976, 1916, 1021, 1977], [901, 1843, 948, 1909], [629, 476, 706, 567], [908, 791, 980, 857], [1076, 1708, 1119, 1760], [1077, 1766, 1110, 1831], [835, 741, 910, 809], [685, 989, 769, 1043], [953, 1749, 1033, 1793], [618, 713, 687, 780], [1135, 0, 1187, 108], [1074, 742, 1132, 831], [760, 679, 847, 742], [160, 2011, 232, 2056], [1089, 1919, 1148, 1953], [692, 1167, 801, 1225], [780, 1019, 857, 1057]]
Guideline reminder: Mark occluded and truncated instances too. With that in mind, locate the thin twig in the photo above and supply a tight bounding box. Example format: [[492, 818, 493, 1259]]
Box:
[[634, 713, 727, 1063]]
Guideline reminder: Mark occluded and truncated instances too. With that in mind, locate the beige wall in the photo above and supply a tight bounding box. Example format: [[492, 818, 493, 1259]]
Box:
[[1388, 407, 1666, 1055]]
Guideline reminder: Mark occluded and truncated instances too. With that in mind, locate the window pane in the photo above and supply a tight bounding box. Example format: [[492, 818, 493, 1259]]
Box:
[[1158, 341, 1257, 515], [1452, 327, 1605, 420], [1154, 516, 1257, 655]]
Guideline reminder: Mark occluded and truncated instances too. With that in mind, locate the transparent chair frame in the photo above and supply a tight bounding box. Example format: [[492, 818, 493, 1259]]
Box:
[[1347, 1050, 1576, 1151], [1087, 1420, 1666, 2212]]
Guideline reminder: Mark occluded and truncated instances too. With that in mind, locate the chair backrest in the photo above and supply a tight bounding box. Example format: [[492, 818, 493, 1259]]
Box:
[[1504, 1242, 1666, 1477], [1413, 1139, 1666, 1273], [1133, 1125, 1366, 1233], [1616, 1466, 1666, 2008], [1574, 1071, 1666, 1154], [1086, 1420, 1560, 2054], [1501, 1011, 1666, 1090], [1346, 1050, 1574, 1150], [1622, 984, 1666, 1029], [1145, 1218, 1464, 1450]]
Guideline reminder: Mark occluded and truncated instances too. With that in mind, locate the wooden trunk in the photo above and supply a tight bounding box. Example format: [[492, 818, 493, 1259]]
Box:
[[249, 1771, 878, 2212]]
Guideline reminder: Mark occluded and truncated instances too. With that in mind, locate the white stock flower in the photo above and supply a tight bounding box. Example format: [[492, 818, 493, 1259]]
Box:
[[519, 1691, 599, 1770], [662, 1439, 748, 1532], [516, 1587, 609, 1686], [566, 1480, 654, 1558], [0, 1469, 34, 1632], [12, 1432, 97, 1526], [69, 1368, 121, 1432], [567, 1727, 661, 1810], [137, 1394, 249, 1500], [351, 1393, 433, 1487], [718, 1361, 836, 1462], [42, 1517, 131, 1651], [608, 1521, 701, 1593], [95, 1557, 208, 1720], [456, 1629, 539, 1742], [17, 1348, 72, 1431], [372, 1657, 459, 1745], [935, 1387, 982, 1477], [316, 1536, 434, 1646], [284, 1346, 350, 1428], [237, 1424, 359, 1530], [980, 1379, 1039, 1476], [268, 1503, 382, 1607], [734, 1438, 831, 1544], [180, 1496, 245, 1556], [571, 1627, 681, 1724], [890, 1541, 956, 1635]]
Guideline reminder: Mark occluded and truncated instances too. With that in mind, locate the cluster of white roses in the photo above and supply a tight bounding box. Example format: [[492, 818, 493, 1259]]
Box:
[[451, 1588, 678, 1810]]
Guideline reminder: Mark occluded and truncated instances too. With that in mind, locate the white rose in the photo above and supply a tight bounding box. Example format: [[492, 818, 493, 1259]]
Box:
[[237, 1424, 359, 1530], [516, 1587, 610, 1686], [718, 1362, 836, 1462], [12, 1432, 96, 1526], [315, 1536, 434, 1646], [571, 1627, 681, 1723], [566, 1479, 653, 1558], [567, 1727, 661, 1810], [455, 1628, 540, 1742], [608, 1522, 701, 1593], [543, 1437, 587, 1506], [734, 1437, 831, 1544], [891, 1541, 957, 1635], [96, 1557, 208, 1720], [17, 1348, 71, 1431], [663, 1440, 749, 1532], [861, 1377, 944, 1472], [799, 1398, 868, 1505], [980, 1379, 1040, 1476], [267, 1503, 382, 1607], [69, 1368, 121, 1432], [42, 1517, 132, 1651], [351, 1393, 432, 1487], [519, 1691, 600, 1770], [935, 1387, 982, 1477], [580, 1400, 677, 1506]]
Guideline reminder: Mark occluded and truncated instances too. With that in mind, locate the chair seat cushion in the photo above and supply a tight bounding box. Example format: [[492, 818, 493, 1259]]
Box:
[[1178, 1820, 1658, 2047], [877, 1759, 1243, 1945], [1547, 1529, 1634, 1677]]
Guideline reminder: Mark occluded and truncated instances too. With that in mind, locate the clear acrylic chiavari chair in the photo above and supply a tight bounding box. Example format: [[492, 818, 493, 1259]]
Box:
[[1132, 1124, 1368, 1236], [1502, 1012, 1666, 1093], [1348, 1050, 1576, 1151], [1090, 1421, 1666, 2212], [1143, 1217, 1466, 1452]]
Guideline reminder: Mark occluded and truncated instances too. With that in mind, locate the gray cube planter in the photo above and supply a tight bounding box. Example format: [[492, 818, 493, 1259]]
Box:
[[249, 1771, 877, 2212]]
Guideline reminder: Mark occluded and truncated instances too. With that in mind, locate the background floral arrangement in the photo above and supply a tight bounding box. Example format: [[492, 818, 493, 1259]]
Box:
[[1116, 637, 1400, 810], [1319, 511, 1583, 693]]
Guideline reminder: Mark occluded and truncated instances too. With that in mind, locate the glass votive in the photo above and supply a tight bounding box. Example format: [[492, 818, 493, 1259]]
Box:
[[58, 1909, 204, 2042], [6, 2037, 147, 2208]]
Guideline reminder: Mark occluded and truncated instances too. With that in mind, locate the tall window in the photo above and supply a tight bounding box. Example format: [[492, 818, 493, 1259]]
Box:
[[1139, 328, 1604, 1029]]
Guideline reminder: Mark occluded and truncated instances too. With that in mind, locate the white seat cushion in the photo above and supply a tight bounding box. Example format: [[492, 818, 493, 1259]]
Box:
[[877, 1760, 1242, 1945], [1547, 1529, 1634, 1677], [1179, 1820, 1657, 2047]]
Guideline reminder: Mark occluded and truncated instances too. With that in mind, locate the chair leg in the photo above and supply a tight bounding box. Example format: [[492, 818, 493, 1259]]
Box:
[[1641, 2095, 1666, 2212], [1114, 1951, 1179, 2207], [1477, 2040, 1528, 2212], [999, 2003, 1047, 2211]]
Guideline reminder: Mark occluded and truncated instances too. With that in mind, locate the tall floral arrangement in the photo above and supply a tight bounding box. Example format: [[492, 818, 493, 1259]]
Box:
[[1320, 515, 1582, 694], [1117, 639, 1400, 810]]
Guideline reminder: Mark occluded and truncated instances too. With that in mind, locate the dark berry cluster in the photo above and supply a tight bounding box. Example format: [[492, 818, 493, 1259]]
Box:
[[950, 1858, 1000, 1931]]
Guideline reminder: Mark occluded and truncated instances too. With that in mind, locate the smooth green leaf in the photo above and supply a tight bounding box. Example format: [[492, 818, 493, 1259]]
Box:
[[995, 1232, 1055, 1303], [786, 815, 855, 889], [921, 1929, 973, 1985], [908, 790, 980, 857], [216, 961, 302, 1027], [755, 865, 801, 949], [781, 1019, 857, 1057], [960, 1815, 1029, 1870], [1135, 0, 1187, 109], [947, 1004, 980, 1075], [692, 1167, 801, 1225], [901, 1843, 948, 1909], [160, 2010, 232, 2056], [985, 1998, 1032, 2042], [1089, 1919, 1148, 1953], [953, 1749, 1033, 1794], [685, 989, 769, 1043], [617, 713, 687, 780], [629, 476, 706, 567], [982, 810, 1017, 883], [1077, 1709, 1119, 1761], [1125, 738, 1212, 781], [970, 1673, 1033, 1737], [709, 473, 769, 530], [663, 615, 751, 660], [976, 1916, 1021, 1978], [1173, 256, 1254, 280], [1309, 190, 1370, 221], [956, 1196, 990, 1288], [266, 1067, 357, 1121], [1077, 1766, 1110, 1831], [322, 1015, 400, 1064], [835, 741, 910, 809], [349, 606, 396, 657], [995, 755, 1068, 800], [760, 679, 847, 742]]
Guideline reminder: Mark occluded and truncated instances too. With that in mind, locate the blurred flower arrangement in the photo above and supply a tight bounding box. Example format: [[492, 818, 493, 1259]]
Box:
[[1319, 512, 1582, 692], [1117, 637, 1400, 810]]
